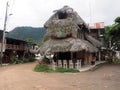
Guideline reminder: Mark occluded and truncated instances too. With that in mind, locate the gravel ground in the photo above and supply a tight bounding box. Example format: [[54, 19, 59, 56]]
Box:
[[0, 62, 120, 90]]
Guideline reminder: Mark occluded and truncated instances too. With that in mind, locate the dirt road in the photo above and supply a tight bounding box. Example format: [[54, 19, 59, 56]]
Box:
[[0, 62, 120, 90]]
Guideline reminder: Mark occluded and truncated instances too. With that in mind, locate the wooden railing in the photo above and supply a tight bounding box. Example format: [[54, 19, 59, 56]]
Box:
[[6, 44, 27, 50]]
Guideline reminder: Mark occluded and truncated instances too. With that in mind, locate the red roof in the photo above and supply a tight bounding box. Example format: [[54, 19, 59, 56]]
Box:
[[88, 22, 104, 29]]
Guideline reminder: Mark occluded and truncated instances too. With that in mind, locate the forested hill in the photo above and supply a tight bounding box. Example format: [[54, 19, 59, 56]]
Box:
[[6, 27, 46, 43]]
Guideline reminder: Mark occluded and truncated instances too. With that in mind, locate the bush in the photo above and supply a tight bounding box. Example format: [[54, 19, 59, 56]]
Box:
[[34, 64, 53, 72], [113, 58, 120, 63], [34, 64, 79, 73], [10, 56, 22, 64], [27, 53, 36, 62], [23, 53, 36, 63], [22, 58, 29, 63]]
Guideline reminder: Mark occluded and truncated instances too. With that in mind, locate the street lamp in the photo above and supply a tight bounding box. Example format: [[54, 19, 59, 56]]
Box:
[[0, 2, 9, 65]]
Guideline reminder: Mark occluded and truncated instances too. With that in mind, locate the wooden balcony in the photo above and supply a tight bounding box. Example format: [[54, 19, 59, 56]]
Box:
[[6, 44, 26, 50]]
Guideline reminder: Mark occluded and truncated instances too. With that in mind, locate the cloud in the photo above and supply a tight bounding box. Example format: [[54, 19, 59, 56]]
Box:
[[7, 0, 92, 30], [0, 0, 120, 31], [93, 0, 120, 25]]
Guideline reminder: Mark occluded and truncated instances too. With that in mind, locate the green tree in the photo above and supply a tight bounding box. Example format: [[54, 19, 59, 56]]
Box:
[[115, 16, 120, 23], [105, 17, 120, 50], [104, 26, 112, 47], [26, 38, 34, 43]]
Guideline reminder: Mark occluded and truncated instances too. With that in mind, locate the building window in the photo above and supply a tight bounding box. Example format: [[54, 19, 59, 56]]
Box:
[[58, 11, 67, 19]]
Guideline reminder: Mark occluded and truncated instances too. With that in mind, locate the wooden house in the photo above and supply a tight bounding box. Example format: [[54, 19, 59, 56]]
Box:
[[89, 22, 105, 45], [0, 30, 36, 63], [88, 22, 107, 60]]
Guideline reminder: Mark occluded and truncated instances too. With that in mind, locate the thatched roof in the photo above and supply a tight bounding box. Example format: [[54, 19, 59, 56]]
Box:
[[44, 6, 89, 39], [85, 34, 103, 48], [38, 38, 98, 54], [45, 6, 88, 27], [38, 6, 102, 54], [45, 19, 79, 38]]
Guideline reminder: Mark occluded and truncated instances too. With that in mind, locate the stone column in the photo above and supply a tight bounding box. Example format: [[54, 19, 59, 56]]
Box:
[[69, 60, 73, 68], [58, 60, 62, 67], [75, 59, 82, 69], [52, 60, 56, 70], [63, 60, 67, 68], [98, 51, 101, 61]]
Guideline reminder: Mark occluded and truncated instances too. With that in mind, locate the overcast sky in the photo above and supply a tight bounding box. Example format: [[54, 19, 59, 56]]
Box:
[[0, 0, 120, 31]]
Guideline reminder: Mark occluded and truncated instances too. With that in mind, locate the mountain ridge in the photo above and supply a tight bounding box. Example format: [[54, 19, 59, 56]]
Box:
[[6, 26, 46, 43]]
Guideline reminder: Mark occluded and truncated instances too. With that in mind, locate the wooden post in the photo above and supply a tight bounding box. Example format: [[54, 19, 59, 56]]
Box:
[[71, 52, 73, 60], [89, 53, 93, 64], [87, 52, 89, 64], [84, 51, 87, 65], [98, 51, 101, 61]]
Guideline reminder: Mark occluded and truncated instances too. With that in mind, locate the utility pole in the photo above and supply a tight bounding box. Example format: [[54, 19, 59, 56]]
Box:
[[89, 0, 92, 24], [0, 2, 9, 66]]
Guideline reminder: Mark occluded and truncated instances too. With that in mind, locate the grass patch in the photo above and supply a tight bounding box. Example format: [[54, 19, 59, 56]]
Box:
[[34, 64, 79, 73], [55, 67, 79, 73], [113, 58, 120, 63]]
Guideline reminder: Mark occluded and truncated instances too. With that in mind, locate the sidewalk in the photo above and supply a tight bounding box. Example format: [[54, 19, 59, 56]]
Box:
[[79, 61, 106, 72]]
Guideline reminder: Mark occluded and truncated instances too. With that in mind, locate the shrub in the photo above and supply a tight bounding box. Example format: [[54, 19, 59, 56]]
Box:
[[113, 58, 120, 63], [34, 64, 53, 72], [10, 56, 22, 64], [23, 53, 36, 63], [29, 55, 36, 62], [22, 58, 29, 63]]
